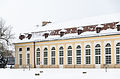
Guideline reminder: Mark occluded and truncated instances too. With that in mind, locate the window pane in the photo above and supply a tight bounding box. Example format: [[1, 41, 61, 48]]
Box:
[[19, 48, 22, 51], [37, 52, 40, 57], [68, 50, 72, 56], [27, 47, 30, 51], [59, 57, 64, 65], [86, 49, 90, 55], [116, 55, 120, 64], [105, 56, 111, 64], [86, 56, 91, 64], [76, 57, 81, 64], [51, 51, 55, 57], [44, 52, 48, 57], [76, 50, 81, 56], [51, 58, 55, 65], [44, 58, 48, 65], [37, 58, 40, 65], [68, 57, 72, 64], [19, 54, 22, 65], [59, 51, 64, 56]]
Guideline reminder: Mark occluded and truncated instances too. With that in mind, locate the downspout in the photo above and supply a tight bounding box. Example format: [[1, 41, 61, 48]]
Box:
[[33, 41, 36, 68]]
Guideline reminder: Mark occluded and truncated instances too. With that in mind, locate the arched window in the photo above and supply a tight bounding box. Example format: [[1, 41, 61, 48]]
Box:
[[59, 46, 64, 65], [51, 47, 56, 65], [27, 47, 30, 51], [95, 44, 101, 64], [67, 46, 72, 64], [19, 48, 22, 52], [116, 43, 120, 64], [43, 48, 48, 65], [85, 45, 91, 64], [26, 47, 30, 65], [105, 43, 111, 64], [36, 48, 40, 65], [18, 48, 22, 65], [76, 45, 81, 64]]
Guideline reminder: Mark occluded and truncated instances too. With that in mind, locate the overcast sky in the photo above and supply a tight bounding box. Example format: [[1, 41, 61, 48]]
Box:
[[0, 0, 120, 35]]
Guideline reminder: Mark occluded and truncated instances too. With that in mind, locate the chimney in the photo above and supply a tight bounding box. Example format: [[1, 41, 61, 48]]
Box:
[[42, 21, 51, 26], [27, 33, 32, 39], [77, 27, 83, 35], [59, 29, 66, 37], [96, 24, 103, 33], [116, 22, 120, 31], [19, 34, 25, 40]]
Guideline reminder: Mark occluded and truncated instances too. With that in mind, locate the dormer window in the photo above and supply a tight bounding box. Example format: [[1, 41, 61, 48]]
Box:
[[116, 22, 120, 31], [96, 24, 103, 33], [59, 29, 66, 37], [27, 33, 32, 39], [43, 32, 49, 39], [19, 34, 25, 40], [77, 27, 83, 35]]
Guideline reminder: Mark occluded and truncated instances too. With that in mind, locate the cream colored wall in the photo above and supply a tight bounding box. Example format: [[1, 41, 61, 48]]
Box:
[[14, 35, 120, 68]]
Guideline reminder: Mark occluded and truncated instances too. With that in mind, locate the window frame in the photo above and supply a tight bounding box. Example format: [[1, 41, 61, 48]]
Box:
[[116, 43, 120, 64], [85, 45, 91, 64], [43, 47, 48, 65], [105, 43, 111, 64], [51, 47, 56, 65], [59, 46, 64, 65], [18, 48, 22, 66], [95, 44, 101, 64], [76, 45, 81, 65], [36, 48, 40, 66], [67, 46, 72, 65]]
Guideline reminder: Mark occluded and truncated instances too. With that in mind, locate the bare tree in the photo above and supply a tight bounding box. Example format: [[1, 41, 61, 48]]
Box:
[[0, 18, 14, 52]]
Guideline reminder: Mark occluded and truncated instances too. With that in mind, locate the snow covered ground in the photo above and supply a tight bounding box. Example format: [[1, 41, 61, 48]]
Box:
[[0, 68, 120, 79]]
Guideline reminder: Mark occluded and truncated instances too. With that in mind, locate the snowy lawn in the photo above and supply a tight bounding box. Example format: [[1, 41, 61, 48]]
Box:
[[0, 68, 120, 79]]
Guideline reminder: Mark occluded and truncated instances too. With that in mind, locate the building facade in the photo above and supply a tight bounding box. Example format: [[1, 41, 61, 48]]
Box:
[[14, 15, 120, 68]]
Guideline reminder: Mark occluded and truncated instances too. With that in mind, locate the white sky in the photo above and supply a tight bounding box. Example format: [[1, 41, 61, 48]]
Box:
[[0, 0, 120, 35]]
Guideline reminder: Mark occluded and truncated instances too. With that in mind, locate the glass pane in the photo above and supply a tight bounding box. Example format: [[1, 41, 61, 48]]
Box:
[[68, 57, 72, 64], [76, 57, 81, 64], [68, 50, 72, 56], [76, 50, 81, 56]]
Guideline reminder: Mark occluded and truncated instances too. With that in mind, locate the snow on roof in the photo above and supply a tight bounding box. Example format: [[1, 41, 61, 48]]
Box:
[[32, 13, 120, 32], [96, 24, 104, 28], [14, 13, 120, 44], [116, 22, 120, 25], [14, 28, 120, 44], [60, 29, 67, 32], [77, 26, 84, 30]]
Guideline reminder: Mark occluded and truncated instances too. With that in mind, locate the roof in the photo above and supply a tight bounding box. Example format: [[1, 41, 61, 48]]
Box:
[[14, 13, 120, 44], [32, 13, 120, 32]]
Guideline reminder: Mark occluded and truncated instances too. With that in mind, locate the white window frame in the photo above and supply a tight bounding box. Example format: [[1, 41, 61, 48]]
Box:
[[18, 48, 22, 67], [36, 48, 40, 66], [26, 47, 30, 66], [67, 45, 72, 65], [95, 44, 101, 64], [75, 45, 81, 65], [116, 42, 120, 64], [105, 43, 111, 64], [85, 45, 91, 64], [43, 47, 48, 65], [59, 46, 64, 65], [50, 47, 56, 65]]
